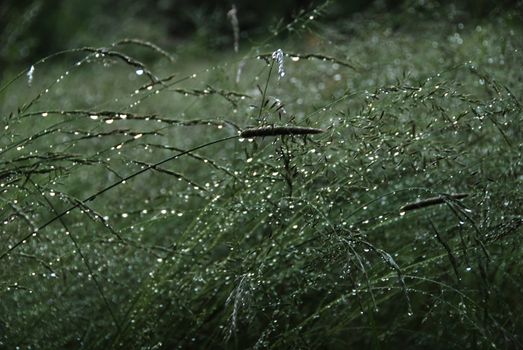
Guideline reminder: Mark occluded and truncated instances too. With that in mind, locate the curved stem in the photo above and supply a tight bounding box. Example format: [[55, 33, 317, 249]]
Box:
[[0, 134, 239, 260]]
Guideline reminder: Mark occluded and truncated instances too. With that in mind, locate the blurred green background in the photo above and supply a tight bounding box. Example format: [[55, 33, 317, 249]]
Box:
[[1, 0, 520, 74]]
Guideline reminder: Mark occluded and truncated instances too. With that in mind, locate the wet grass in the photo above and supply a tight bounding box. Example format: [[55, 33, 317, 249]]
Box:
[[0, 5, 522, 349]]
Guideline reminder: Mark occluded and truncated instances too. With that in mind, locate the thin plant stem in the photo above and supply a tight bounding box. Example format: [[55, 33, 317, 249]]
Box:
[[257, 60, 274, 121], [0, 135, 239, 260]]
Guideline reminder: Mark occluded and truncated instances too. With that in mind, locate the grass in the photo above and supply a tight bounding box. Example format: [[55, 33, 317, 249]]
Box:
[[0, 3, 522, 349]]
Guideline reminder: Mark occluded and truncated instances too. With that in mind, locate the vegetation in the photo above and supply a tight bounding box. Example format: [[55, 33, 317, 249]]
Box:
[[0, 1, 521, 349]]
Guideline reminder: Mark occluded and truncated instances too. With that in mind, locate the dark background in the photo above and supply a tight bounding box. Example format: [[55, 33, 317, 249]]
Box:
[[0, 0, 520, 70]]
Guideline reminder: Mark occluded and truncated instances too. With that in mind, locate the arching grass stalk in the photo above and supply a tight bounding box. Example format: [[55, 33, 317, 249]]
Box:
[[256, 52, 358, 71], [0, 125, 325, 260], [0, 47, 156, 98], [0, 135, 237, 260]]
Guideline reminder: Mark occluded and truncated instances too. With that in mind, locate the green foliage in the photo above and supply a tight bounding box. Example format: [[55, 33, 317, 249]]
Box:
[[3, 0, 520, 70], [0, 3, 522, 349]]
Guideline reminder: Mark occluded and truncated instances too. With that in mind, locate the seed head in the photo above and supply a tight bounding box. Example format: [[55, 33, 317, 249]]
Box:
[[240, 125, 324, 138], [272, 49, 285, 79]]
